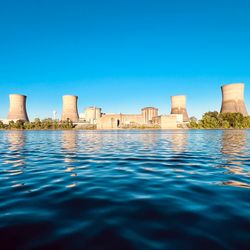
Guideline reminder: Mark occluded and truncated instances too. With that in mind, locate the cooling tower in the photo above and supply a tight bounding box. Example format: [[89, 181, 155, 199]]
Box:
[[8, 94, 29, 121], [220, 83, 248, 116], [142, 107, 158, 124], [62, 95, 79, 122], [171, 95, 189, 122]]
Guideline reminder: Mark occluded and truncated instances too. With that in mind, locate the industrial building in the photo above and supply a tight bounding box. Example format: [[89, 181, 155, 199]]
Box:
[[96, 113, 144, 129], [152, 114, 184, 129], [0, 83, 249, 128], [96, 107, 157, 129], [96, 107, 183, 129], [79, 107, 102, 124], [142, 107, 159, 124], [220, 83, 248, 116]]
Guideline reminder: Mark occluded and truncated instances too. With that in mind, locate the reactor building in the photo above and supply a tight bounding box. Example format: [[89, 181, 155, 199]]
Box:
[[7, 94, 29, 121], [96, 107, 159, 129], [96, 106, 183, 129], [220, 83, 248, 116], [142, 107, 159, 124], [170, 95, 189, 122], [79, 106, 102, 124], [61, 95, 79, 122]]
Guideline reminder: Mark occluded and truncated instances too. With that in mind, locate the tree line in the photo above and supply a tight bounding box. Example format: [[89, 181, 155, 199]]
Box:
[[0, 118, 75, 130], [1, 112, 250, 130], [188, 112, 250, 129]]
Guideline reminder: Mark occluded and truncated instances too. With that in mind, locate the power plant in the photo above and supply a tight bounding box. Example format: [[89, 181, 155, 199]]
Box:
[[220, 83, 248, 116], [79, 107, 102, 124], [8, 94, 29, 121], [96, 107, 161, 129], [61, 95, 79, 122], [171, 95, 189, 122], [0, 83, 249, 129], [142, 107, 159, 124]]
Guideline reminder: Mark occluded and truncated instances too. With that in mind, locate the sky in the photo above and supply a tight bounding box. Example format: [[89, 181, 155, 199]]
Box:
[[0, 0, 250, 120]]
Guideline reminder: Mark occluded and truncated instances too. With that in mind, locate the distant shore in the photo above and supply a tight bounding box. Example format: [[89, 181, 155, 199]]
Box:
[[1, 127, 250, 131]]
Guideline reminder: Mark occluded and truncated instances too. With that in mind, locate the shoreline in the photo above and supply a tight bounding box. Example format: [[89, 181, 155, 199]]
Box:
[[1, 128, 249, 131]]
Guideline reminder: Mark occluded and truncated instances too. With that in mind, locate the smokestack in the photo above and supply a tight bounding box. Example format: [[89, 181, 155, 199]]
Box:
[[171, 95, 189, 122], [8, 94, 29, 121], [142, 107, 158, 124], [62, 95, 79, 122], [220, 83, 248, 116]]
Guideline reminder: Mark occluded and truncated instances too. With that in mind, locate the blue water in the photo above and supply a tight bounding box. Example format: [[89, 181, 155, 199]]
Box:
[[0, 130, 249, 250]]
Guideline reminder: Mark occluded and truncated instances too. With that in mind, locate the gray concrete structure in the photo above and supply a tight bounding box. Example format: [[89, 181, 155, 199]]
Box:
[[220, 83, 248, 116], [8, 94, 29, 121], [142, 107, 158, 124], [171, 95, 189, 122], [82, 107, 102, 124], [62, 95, 79, 122]]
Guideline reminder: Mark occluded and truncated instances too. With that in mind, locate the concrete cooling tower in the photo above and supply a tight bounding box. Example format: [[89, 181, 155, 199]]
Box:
[[142, 107, 158, 124], [220, 83, 248, 116], [171, 95, 189, 122], [8, 94, 29, 121], [62, 95, 79, 122]]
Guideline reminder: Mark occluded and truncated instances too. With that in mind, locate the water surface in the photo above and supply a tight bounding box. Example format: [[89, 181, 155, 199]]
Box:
[[0, 130, 249, 249]]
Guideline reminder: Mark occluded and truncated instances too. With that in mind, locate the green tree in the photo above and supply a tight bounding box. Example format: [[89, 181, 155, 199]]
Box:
[[15, 120, 25, 129], [8, 120, 16, 129], [61, 119, 74, 129], [0, 120, 5, 129], [201, 111, 219, 128], [188, 111, 250, 129]]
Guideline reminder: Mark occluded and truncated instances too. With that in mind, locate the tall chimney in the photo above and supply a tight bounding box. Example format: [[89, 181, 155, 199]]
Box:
[[220, 83, 248, 116], [171, 95, 189, 122], [8, 94, 29, 121], [62, 95, 79, 122]]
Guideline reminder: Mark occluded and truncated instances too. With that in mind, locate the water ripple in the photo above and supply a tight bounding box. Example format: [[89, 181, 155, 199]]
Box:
[[0, 130, 250, 249]]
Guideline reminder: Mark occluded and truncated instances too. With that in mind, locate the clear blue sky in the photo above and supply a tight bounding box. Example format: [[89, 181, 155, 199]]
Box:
[[0, 0, 250, 120]]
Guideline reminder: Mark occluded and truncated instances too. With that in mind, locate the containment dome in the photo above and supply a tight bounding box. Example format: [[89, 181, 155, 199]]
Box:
[[62, 95, 79, 122], [220, 83, 248, 116], [171, 95, 189, 122], [8, 94, 29, 121]]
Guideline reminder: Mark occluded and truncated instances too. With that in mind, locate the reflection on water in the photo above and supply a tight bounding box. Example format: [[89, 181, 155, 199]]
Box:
[[77, 131, 104, 154], [62, 131, 78, 188], [169, 131, 188, 152], [222, 180, 250, 189], [62, 131, 78, 161], [2, 131, 26, 189], [220, 130, 250, 188], [221, 130, 247, 156], [0, 130, 249, 249], [139, 132, 158, 148], [6, 131, 26, 167]]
